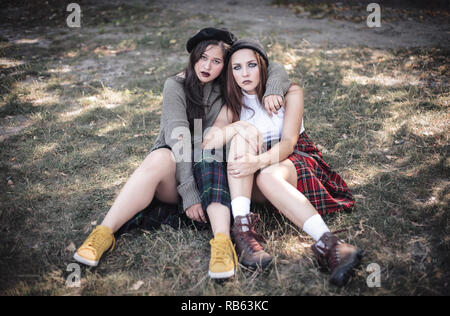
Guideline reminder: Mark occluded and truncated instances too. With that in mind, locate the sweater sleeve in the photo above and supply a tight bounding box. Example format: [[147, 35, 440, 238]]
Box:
[[161, 78, 201, 211], [264, 62, 291, 100]]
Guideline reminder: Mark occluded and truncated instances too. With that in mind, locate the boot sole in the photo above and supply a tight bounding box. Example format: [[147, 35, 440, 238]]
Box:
[[330, 249, 364, 287], [241, 258, 273, 271]]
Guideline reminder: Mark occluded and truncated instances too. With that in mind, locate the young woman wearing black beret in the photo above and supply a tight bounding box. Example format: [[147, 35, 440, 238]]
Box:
[[73, 28, 291, 277]]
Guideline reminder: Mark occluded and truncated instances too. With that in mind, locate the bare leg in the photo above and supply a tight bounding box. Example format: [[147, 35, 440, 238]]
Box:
[[226, 133, 268, 204], [251, 177, 267, 203], [207, 203, 231, 237], [226, 134, 274, 269], [256, 159, 318, 228], [206, 132, 260, 238], [101, 148, 178, 233], [227, 133, 257, 200]]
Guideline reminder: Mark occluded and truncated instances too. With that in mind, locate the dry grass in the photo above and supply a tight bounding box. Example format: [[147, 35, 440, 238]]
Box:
[[0, 1, 449, 296]]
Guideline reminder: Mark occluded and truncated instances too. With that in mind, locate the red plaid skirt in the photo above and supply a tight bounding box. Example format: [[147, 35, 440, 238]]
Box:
[[272, 132, 355, 215]]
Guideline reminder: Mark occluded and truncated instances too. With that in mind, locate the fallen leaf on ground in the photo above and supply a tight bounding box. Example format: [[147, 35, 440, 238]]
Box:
[[130, 280, 145, 291], [66, 242, 76, 252]]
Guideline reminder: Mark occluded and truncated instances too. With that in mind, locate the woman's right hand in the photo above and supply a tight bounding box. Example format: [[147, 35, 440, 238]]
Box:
[[185, 203, 207, 223], [233, 121, 263, 154], [264, 94, 284, 117]]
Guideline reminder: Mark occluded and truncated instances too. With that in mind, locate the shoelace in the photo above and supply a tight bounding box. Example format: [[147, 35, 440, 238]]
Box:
[[316, 230, 349, 271], [210, 238, 238, 270], [328, 247, 340, 271], [86, 228, 116, 253], [235, 213, 265, 252]]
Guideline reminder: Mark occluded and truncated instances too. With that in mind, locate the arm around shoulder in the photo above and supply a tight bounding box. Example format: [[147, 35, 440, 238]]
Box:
[[264, 61, 291, 99]]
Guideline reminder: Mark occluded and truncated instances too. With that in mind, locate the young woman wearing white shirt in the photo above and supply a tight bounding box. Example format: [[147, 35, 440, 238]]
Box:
[[203, 39, 362, 287]]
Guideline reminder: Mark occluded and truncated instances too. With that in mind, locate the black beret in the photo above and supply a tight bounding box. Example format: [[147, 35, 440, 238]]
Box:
[[186, 27, 237, 53], [227, 39, 269, 67]]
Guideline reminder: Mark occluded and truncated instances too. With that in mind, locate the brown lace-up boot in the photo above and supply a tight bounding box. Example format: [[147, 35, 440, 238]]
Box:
[[311, 232, 364, 287], [231, 213, 273, 270]]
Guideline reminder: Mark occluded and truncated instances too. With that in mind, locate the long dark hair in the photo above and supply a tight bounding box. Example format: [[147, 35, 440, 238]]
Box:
[[225, 50, 268, 122], [183, 40, 229, 127]]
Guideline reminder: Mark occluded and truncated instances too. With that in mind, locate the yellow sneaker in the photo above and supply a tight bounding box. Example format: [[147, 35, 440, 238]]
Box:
[[208, 233, 238, 279], [73, 225, 115, 267]]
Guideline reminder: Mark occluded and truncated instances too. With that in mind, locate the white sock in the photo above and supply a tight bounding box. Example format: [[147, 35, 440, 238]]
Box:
[[231, 196, 251, 232], [302, 214, 331, 242]]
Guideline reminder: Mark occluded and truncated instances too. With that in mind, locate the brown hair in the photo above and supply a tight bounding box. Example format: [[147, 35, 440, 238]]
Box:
[[225, 50, 268, 122]]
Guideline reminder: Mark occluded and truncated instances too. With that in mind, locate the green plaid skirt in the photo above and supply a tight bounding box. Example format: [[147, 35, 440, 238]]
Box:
[[193, 147, 232, 213], [116, 146, 231, 235]]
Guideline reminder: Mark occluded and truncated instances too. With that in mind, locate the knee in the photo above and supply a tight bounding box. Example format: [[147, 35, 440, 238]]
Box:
[[141, 148, 175, 173], [228, 133, 259, 162]]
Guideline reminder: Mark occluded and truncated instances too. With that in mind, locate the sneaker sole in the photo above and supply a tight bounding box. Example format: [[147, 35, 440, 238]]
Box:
[[73, 252, 99, 267], [208, 269, 235, 279]]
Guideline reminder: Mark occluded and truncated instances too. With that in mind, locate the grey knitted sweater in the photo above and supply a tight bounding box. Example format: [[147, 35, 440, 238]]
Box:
[[150, 62, 290, 211]]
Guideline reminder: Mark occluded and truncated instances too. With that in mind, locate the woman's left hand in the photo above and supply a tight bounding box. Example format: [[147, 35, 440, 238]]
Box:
[[228, 153, 261, 178]]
